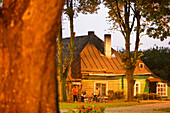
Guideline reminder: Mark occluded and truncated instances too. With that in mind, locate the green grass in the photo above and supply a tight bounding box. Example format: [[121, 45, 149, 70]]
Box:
[[154, 108, 170, 112], [59, 100, 155, 109]]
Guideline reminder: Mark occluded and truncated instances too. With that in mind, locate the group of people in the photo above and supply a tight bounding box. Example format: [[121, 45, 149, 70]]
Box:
[[93, 88, 100, 102], [72, 86, 100, 102], [72, 86, 87, 102]]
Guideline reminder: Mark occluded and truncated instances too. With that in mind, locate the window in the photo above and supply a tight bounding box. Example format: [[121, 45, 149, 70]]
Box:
[[134, 82, 140, 96], [157, 83, 167, 96], [139, 63, 144, 68], [94, 81, 108, 96]]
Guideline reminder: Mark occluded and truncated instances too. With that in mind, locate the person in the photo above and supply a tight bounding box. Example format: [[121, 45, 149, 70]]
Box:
[[81, 90, 86, 102], [72, 86, 78, 102], [94, 88, 99, 102]]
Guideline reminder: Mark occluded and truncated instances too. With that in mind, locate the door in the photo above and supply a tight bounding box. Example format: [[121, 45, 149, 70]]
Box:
[[149, 82, 156, 93]]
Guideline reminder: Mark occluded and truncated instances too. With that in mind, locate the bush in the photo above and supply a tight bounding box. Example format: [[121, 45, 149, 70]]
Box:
[[134, 93, 162, 100], [108, 90, 116, 100], [155, 94, 162, 100], [149, 93, 156, 100], [134, 94, 143, 100], [142, 93, 149, 100], [115, 91, 125, 99], [67, 105, 105, 113], [108, 90, 125, 100]]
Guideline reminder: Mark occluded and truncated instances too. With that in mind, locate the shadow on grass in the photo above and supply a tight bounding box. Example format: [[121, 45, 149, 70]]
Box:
[[153, 108, 170, 112]]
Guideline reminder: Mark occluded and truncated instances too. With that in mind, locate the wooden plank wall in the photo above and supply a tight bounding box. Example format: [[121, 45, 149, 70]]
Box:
[[81, 80, 119, 97]]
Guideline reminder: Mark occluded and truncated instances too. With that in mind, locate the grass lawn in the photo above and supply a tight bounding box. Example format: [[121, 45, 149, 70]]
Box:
[[154, 108, 170, 112], [59, 100, 155, 109]]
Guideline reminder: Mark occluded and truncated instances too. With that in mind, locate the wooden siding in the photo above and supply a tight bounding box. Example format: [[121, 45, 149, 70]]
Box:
[[71, 55, 81, 78], [120, 75, 150, 96], [168, 85, 170, 98], [81, 80, 119, 97]]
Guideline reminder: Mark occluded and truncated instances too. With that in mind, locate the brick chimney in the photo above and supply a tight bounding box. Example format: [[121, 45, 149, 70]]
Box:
[[104, 34, 111, 57], [88, 31, 94, 36]]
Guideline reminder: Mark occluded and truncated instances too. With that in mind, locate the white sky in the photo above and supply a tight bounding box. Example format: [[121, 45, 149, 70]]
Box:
[[62, 4, 170, 51]]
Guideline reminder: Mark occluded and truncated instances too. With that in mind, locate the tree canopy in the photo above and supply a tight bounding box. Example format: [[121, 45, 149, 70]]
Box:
[[103, 0, 169, 101], [140, 46, 170, 82]]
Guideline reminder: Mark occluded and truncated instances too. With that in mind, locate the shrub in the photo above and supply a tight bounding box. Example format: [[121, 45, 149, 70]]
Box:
[[134, 93, 162, 100], [108, 90, 125, 100], [108, 90, 116, 100], [115, 91, 125, 99], [142, 93, 149, 100], [155, 94, 162, 100], [67, 105, 105, 113], [149, 93, 156, 100], [134, 94, 143, 100]]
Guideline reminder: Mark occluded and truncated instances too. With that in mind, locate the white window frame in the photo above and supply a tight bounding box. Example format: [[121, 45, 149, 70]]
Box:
[[156, 83, 167, 97], [134, 82, 140, 96], [94, 81, 108, 95]]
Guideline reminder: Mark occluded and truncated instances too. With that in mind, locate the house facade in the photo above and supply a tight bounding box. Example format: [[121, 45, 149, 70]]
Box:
[[58, 31, 169, 101]]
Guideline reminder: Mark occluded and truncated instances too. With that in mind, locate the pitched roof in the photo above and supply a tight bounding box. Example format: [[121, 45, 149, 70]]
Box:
[[59, 32, 152, 76], [60, 32, 119, 65], [80, 42, 124, 74]]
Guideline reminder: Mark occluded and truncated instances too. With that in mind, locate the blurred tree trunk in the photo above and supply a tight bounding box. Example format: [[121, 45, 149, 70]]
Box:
[[60, 0, 75, 102], [0, 0, 64, 113]]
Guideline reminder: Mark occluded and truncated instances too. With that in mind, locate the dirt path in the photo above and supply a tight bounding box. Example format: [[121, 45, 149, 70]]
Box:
[[105, 102, 170, 113]]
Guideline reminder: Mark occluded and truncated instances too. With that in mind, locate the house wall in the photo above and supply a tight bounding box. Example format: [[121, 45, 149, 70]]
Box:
[[71, 55, 81, 78], [168, 85, 170, 98], [120, 75, 150, 97], [81, 79, 119, 97]]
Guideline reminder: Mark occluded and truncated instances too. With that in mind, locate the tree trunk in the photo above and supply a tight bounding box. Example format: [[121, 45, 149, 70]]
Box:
[[61, 76, 67, 102], [0, 0, 64, 113], [61, 0, 75, 102], [126, 68, 135, 102], [57, 17, 67, 102]]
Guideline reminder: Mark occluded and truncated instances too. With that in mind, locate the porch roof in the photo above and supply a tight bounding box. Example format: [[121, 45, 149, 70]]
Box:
[[147, 78, 163, 82]]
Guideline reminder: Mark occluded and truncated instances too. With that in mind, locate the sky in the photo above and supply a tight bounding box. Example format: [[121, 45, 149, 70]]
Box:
[[62, 5, 170, 51]]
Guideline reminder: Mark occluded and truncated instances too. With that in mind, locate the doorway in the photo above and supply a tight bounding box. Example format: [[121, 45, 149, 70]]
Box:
[[149, 82, 156, 93]]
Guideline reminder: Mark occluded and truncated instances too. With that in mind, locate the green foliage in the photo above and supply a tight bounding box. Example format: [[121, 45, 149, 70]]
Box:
[[134, 93, 162, 100], [64, 0, 101, 17], [134, 93, 143, 100], [77, 0, 101, 14], [154, 108, 170, 112], [142, 93, 149, 100], [104, 0, 169, 41], [140, 46, 170, 82], [103, 0, 169, 102], [108, 90, 125, 100], [141, 0, 170, 40], [134, 93, 149, 100]]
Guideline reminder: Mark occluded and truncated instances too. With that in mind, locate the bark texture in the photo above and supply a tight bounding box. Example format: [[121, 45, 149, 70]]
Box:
[[0, 0, 64, 113]]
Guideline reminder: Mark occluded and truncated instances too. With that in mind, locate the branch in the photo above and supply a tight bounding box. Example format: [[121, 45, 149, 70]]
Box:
[[133, 10, 140, 64], [130, 4, 136, 33], [115, 0, 126, 30], [108, 0, 126, 37], [130, 14, 135, 33]]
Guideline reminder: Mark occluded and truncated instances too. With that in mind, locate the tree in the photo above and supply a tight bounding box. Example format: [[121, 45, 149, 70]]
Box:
[[140, 46, 170, 82], [58, 0, 75, 102], [58, 0, 100, 102], [0, 0, 64, 112], [103, 0, 169, 101]]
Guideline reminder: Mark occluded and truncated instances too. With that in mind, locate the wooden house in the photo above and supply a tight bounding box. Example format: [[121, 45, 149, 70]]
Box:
[[57, 31, 170, 101]]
